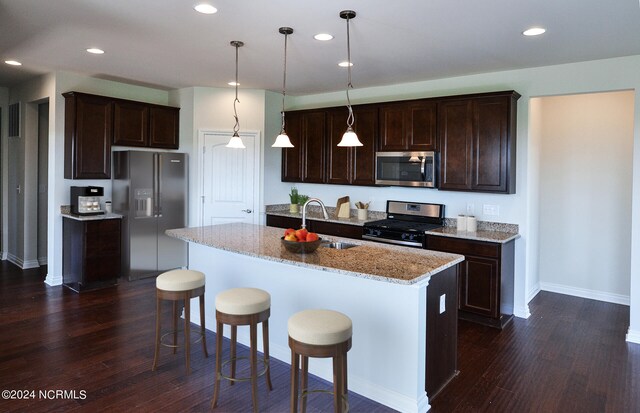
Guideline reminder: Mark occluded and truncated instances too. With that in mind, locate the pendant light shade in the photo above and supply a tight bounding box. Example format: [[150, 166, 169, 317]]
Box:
[[273, 131, 294, 147], [226, 40, 245, 149], [226, 133, 245, 148], [272, 27, 294, 148], [337, 127, 361, 147], [337, 10, 363, 147]]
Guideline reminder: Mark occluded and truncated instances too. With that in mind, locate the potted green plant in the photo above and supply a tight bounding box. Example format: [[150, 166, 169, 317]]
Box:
[[298, 194, 310, 207], [289, 187, 300, 213]]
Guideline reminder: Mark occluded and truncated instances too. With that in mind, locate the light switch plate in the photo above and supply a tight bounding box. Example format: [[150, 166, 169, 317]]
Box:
[[439, 294, 446, 314], [466, 203, 475, 215], [483, 204, 500, 216]]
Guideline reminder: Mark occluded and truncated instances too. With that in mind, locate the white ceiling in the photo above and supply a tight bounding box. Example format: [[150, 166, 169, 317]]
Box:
[[1, 0, 640, 95]]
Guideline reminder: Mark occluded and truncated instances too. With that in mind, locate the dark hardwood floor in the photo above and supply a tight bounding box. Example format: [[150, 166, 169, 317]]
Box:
[[1, 261, 638, 412], [430, 291, 640, 412]]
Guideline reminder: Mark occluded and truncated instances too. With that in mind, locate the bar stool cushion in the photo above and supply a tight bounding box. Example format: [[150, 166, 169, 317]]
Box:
[[288, 309, 352, 346], [215, 288, 271, 315], [156, 269, 205, 292]]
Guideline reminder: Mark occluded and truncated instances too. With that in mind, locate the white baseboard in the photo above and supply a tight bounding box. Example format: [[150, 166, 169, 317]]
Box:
[[6, 253, 41, 269], [1, 251, 7, 260], [514, 304, 531, 319], [38, 256, 47, 266], [44, 273, 62, 286], [527, 283, 541, 303], [540, 282, 630, 306], [626, 328, 640, 344]]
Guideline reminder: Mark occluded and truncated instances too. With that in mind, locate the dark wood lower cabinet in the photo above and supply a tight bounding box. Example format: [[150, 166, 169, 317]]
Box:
[[426, 264, 458, 399], [63, 217, 122, 292], [426, 235, 515, 329], [265, 214, 363, 240]]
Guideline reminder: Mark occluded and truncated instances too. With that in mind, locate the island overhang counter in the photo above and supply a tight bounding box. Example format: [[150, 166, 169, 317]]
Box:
[[167, 223, 464, 413]]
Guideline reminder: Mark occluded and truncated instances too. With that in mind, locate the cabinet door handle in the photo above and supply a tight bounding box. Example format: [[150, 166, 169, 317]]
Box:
[[242, 209, 252, 214]]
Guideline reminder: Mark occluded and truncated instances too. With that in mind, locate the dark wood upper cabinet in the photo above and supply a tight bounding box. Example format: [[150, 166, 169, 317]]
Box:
[[64, 91, 113, 179], [281, 110, 326, 183], [149, 105, 180, 149], [438, 91, 519, 194], [438, 99, 474, 191], [113, 100, 149, 147], [64, 91, 180, 180], [302, 110, 326, 183], [326, 105, 378, 185], [379, 99, 437, 151], [113, 99, 179, 149], [281, 111, 304, 182], [281, 90, 518, 192]]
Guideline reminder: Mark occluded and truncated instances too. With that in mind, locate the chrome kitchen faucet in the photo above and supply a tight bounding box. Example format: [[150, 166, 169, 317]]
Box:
[[301, 198, 329, 229]]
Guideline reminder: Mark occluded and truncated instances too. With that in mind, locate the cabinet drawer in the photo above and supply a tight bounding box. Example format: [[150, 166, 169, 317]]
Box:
[[88, 219, 120, 234], [426, 235, 499, 258]]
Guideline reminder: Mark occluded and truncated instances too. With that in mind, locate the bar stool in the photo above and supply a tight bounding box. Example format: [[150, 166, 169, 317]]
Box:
[[152, 269, 208, 374], [288, 309, 353, 413], [211, 287, 273, 413]]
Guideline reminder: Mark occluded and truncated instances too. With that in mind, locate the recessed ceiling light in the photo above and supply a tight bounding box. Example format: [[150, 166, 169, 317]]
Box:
[[338, 61, 353, 68], [86, 48, 105, 54], [228, 81, 239, 86], [4, 60, 22, 66], [194, 3, 217, 14], [314, 33, 333, 41], [523, 27, 546, 36]]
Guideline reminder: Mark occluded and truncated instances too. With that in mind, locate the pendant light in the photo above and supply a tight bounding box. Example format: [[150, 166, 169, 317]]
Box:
[[272, 27, 295, 148], [337, 10, 363, 147], [226, 40, 245, 149]]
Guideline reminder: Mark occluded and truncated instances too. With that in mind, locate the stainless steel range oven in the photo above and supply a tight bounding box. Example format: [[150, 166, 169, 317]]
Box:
[[362, 200, 445, 248]]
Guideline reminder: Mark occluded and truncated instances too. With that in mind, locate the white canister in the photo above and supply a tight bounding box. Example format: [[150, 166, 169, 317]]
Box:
[[466, 215, 477, 232], [457, 215, 467, 232], [357, 209, 368, 220], [105, 201, 112, 213]]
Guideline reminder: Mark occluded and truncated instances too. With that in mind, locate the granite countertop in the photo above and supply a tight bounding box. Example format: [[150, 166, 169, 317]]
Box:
[[426, 226, 520, 244], [265, 204, 386, 226], [61, 212, 123, 221], [266, 204, 520, 244], [166, 223, 464, 285]]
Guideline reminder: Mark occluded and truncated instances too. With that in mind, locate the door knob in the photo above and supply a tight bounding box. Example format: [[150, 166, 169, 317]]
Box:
[[242, 209, 252, 213]]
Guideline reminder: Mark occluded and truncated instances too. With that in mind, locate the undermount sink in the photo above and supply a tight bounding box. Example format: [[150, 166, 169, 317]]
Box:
[[320, 242, 359, 250]]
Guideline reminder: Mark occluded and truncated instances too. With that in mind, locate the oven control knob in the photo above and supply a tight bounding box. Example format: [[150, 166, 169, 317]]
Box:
[[402, 233, 416, 241]]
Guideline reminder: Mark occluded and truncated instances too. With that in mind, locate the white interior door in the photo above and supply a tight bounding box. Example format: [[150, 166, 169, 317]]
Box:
[[200, 131, 259, 226]]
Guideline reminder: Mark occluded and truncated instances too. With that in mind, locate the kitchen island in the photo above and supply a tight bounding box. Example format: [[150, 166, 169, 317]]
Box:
[[167, 223, 464, 413]]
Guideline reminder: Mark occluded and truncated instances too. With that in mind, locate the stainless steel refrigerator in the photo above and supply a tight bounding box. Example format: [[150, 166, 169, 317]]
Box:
[[112, 151, 188, 280]]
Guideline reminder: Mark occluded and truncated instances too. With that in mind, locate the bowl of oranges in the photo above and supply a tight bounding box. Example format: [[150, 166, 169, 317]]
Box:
[[281, 228, 322, 253]]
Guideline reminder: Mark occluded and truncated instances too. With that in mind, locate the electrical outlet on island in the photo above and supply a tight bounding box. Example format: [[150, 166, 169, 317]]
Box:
[[439, 294, 446, 314]]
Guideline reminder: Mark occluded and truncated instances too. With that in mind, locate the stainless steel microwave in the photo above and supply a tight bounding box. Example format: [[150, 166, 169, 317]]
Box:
[[375, 151, 437, 188]]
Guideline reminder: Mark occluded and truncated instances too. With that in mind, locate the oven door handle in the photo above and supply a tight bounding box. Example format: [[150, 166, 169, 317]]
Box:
[[362, 235, 423, 248]]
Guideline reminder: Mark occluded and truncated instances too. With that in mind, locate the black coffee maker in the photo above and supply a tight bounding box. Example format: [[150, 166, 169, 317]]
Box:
[[70, 186, 105, 215]]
